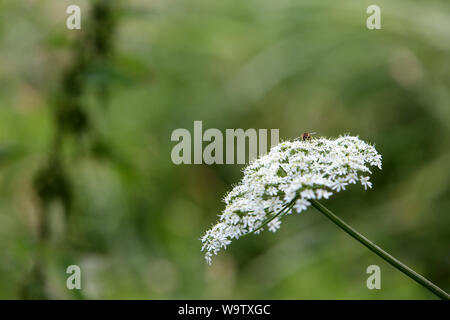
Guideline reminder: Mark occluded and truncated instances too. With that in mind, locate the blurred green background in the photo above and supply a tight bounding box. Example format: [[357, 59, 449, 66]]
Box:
[[0, 0, 449, 299]]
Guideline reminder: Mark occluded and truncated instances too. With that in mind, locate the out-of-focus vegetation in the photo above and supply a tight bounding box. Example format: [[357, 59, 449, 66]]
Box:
[[0, 0, 449, 299]]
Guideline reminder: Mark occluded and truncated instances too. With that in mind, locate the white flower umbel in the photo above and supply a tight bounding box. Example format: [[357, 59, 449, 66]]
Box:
[[201, 135, 382, 264]]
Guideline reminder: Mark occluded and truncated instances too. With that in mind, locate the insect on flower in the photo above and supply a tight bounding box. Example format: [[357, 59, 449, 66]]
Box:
[[301, 132, 316, 141], [200, 135, 382, 265]]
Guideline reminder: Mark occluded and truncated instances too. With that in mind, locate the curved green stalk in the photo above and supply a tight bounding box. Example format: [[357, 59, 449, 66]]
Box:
[[310, 199, 449, 300]]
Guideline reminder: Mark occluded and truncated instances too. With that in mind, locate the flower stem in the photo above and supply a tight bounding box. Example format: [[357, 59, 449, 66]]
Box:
[[310, 199, 449, 300], [251, 196, 298, 235]]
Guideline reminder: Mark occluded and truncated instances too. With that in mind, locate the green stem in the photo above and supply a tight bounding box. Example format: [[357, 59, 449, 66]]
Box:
[[310, 199, 449, 300], [251, 196, 298, 235]]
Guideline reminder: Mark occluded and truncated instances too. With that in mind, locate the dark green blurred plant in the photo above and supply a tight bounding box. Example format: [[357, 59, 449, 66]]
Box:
[[22, 0, 120, 299]]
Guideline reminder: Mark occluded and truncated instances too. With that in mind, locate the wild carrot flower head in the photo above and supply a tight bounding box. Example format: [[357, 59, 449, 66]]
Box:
[[201, 135, 382, 264]]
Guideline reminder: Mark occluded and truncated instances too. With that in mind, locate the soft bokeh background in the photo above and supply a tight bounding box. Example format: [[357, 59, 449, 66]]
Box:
[[0, 0, 449, 299]]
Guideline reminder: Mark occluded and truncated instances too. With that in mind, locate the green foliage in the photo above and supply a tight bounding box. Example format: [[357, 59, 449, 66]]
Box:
[[0, 0, 449, 299]]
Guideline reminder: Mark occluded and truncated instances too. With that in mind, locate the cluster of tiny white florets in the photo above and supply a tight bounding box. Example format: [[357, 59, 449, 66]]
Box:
[[201, 135, 382, 264]]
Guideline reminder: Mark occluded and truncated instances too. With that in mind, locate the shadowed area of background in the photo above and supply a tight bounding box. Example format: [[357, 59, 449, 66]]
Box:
[[0, 0, 449, 299]]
